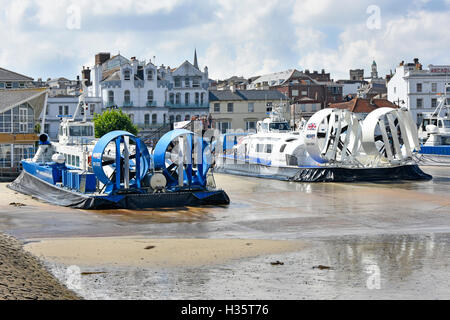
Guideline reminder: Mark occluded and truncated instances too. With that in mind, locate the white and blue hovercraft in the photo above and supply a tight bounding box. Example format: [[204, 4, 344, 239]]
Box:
[[8, 93, 229, 210]]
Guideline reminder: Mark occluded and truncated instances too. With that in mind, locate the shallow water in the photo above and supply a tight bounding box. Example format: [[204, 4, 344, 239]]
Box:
[[2, 166, 450, 299]]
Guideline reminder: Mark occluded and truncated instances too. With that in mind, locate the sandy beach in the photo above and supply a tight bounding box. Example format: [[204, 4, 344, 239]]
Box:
[[0, 233, 79, 300], [24, 237, 305, 268]]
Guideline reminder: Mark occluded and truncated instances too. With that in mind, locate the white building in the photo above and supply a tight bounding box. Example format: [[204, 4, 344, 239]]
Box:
[[387, 59, 450, 124], [88, 51, 209, 130]]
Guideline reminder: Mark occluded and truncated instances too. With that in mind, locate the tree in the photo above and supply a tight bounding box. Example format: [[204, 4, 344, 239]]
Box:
[[93, 108, 139, 138]]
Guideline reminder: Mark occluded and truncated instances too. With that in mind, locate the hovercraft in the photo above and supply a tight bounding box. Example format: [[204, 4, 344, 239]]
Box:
[[215, 104, 431, 183]]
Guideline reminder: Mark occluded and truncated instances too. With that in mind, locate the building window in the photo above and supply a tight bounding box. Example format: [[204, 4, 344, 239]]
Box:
[[174, 78, 181, 88], [416, 83, 422, 93], [417, 98, 423, 108], [148, 90, 154, 103], [193, 78, 200, 88], [394, 87, 397, 94], [227, 103, 234, 113], [59, 105, 63, 115], [169, 115, 175, 123], [176, 93, 181, 105], [185, 115, 190, 121], [147, 70, 153, 81], [246, 121, 256, 131], [176, 115, 182, 122], [292, 90, 299, 97], [248, 103, 254, 113], [201, 93, 205, 105], [169, 93, 175, 104], [0, 145, 12, 168], [144, 114, 150, 125], [432, 83, 437, 93], [214, 103, 220, 113], [64, 105, 69, 115], [44, 124, 50, 134], [108, 91, 114, 104], [185, 93, 190, 106], [124, 90, 131, 103], [432, 98, 437, 109], [19, 83, 25, 88], [185, 77, 190, 88], [124, 70, 131, 81], [6, 82, 12, 89], [19, 107, 28, 133], [152, 114, 157, 124], [195, 93, 200, 106], [218, 121, 231, 134], [90, 104, 95, 116]]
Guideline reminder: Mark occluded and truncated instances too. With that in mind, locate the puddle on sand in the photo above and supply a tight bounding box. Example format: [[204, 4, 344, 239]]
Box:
[[44, 233, 450, 300]]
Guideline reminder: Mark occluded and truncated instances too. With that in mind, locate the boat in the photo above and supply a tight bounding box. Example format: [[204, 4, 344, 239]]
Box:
[[215, 104, 431, 182], [8, 87, 229, 210], [415, 83, 450, 166]]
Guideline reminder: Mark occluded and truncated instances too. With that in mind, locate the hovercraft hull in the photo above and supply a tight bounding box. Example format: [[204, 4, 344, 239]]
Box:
[[8, 171, 230, 210], [215, 162, 432, 183]]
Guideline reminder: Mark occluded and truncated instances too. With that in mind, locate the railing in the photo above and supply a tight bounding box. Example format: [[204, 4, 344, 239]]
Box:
[[105, 101, 117, 108], [166, 102, 209, 109], [122, 101, 134, 107], [146, 101, 157, 107]]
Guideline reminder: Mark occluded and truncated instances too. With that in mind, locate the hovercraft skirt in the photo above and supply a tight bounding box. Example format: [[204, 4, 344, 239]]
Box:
[[8, 171, 230, 210], [215, 163, 432, 182]]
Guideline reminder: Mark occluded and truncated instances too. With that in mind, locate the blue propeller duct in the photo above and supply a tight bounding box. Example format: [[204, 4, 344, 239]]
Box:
[[153, 129, 212, 190], [92, 131, 151, 194]]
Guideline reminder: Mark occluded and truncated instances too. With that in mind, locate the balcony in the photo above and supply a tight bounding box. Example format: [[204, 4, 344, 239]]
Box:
[[146, 101, 157, 107], [122, 101, 134, 108], [105, 101, 117, 108], [166, 102, 209, 109]]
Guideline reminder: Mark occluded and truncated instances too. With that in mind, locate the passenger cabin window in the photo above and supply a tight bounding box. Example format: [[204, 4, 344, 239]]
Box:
[[280, 144, 287, 153], [69, 126, 94, 137], [269, 122, 290, 131], [266, 144, 273, 153]]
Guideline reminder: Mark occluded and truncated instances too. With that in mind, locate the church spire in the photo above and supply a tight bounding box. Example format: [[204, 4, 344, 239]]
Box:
[[194, 49, 199, 69]]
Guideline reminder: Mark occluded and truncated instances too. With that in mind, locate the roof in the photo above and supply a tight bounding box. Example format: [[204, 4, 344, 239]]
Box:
[[329, 98, 397, 113], [0, 88, 48, 118], [251, 69, 302, 86], [209, 89, 287, 101], [0, 67, 34, 82]]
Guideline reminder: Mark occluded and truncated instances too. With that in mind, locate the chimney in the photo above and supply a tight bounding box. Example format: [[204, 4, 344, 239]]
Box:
[[400, 61, 404, 66], [95, 52, 111, 65], [82, 67, 92, 87]]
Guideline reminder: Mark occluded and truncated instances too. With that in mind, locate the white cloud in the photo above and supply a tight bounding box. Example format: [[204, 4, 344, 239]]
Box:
[[0, 0, 449, 82]]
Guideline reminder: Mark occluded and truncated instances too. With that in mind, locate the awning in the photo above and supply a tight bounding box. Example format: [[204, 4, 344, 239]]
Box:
[[0, 88, 48, 120]]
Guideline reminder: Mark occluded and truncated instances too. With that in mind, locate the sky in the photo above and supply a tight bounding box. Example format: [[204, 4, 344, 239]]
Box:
[[0, 0, 449, 82]]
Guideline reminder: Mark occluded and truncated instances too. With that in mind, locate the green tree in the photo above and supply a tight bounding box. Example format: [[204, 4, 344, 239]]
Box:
[[93, 108, 139, 138]]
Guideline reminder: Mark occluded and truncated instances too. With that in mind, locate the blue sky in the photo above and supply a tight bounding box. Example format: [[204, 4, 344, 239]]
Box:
[[1, 0, 449, 81]]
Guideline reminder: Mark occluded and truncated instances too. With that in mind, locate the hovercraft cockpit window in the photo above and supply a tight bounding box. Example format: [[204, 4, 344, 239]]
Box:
[[269, 122, 290, 132], [69, 125, 94, 137]]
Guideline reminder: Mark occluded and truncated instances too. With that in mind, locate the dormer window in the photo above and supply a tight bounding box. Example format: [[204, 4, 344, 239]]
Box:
[[124, 70, 131, 81], [147, 70, 153, 81]]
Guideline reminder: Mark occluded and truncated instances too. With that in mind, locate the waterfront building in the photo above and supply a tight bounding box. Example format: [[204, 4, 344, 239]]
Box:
[[46, 77, 81, 96], [0, 67, 48, 178], [209, 89, 288, 133], [87, 51, 209, 132], [387, 58, 450, 124]]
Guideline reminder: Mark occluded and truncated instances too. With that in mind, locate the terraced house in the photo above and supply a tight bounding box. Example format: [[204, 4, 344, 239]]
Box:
[[0, 67, 47, 181]]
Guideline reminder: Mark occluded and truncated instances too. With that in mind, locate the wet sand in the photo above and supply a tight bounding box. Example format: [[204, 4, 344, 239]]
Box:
[[0, 233, 79, 300], [25, 238, 305, 268], [1, 166, 450, 299]]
